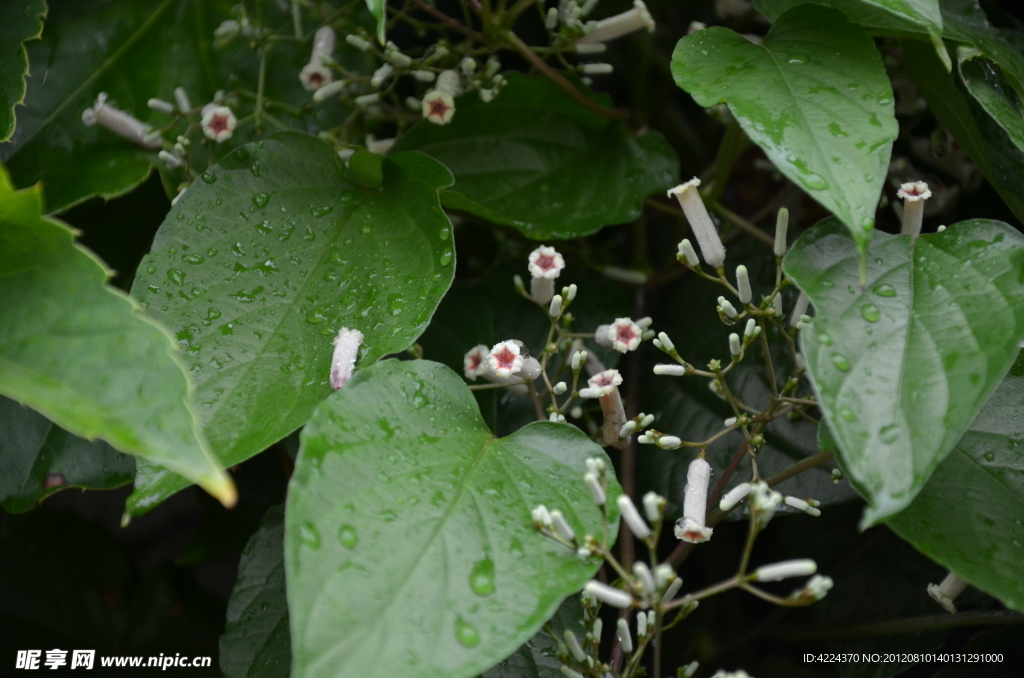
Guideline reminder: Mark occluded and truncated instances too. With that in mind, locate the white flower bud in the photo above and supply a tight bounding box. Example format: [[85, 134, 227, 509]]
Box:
[[790, 291, 810, 328], [354, 93, 380, 107], [148, 98, 175, 114], [654, 563, 674, 590], [592, 618, 603, 640], [633, 561, 656, 596], [436, 69, 460, 97], [158, 150, 181, 169], [560, 667, 585, 678], [657, 435, 681, 450], [586, 457, 606, 474], [174, 86, 191, 113], [581, 62, 613, 75], [619, 420, 637, 439], [642, 491, 663, 522], [545, 7, 559, 29], [550, 510, 575, 541], [657, 332, 675, 352], [571, 351, 586, 371], [736, 265, 752, 304], [743, 318, 757, 339], [617, 495, 651, 539], [729, 333, 741, 357], [678, 238, 700, 267], [584, 472, 606, 506], [675, 458, 713, 543], [717, 296, 738, 318], [578, 0, 655, 43], [667, 178, 726, 267], [345, 34, 371, 51], [772, 294, 784, 317], [576, 42, 607, 54], [754, 559, 817, 582], [578, 387, 601, 399], [639, 414, 655, 428], [654, 364, 686, 376], [774, 207, 789, 257], [549, 294, 563, 317], [370, 63, 394, 88], [330, 328, 363, 389], [313, 80, 347, 102], [637, 609, 648, 637], [566, 283, 578, 301], [784, 496, 821, 517], [532, 505, 553, 526], [553, 381, 567, 395], [81, 93, 160, 149], [661, 577, 683, 603], [749, 481, 783, 526], [584, 581, 633, 608], [311, 26, 336, 62], [564, 630, 586, 662], [616, 618, 633, 653], [719, 482, 751, 511]]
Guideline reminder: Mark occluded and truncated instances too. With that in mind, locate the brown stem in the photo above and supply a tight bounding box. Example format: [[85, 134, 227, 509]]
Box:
[[411, 0, 482, 39], [505, 32, 629, 120]]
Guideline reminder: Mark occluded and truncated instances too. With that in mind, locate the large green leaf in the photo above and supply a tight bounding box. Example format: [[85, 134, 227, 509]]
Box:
[[672, 5, 897, 255], [0, 166, 233, 505], [889, 351, 1024, 612], [754, 0, 949, 68], [0, 0, 46, 142], [901, 40, 1024, 225], [0, 0, 227, 213], [0, 396, 135, 513], [391, 73, 679, 240], [125, 133, 455, 515], [482, 598, 585, 678], [784, 218, 1024, 526], [220, 504, 290, 678], [286, 359, 620, 678]]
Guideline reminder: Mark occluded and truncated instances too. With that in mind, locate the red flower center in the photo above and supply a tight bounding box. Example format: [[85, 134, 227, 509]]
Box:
[[494, 347, 517, 368], [468, 353, 482, 370], [308, 72, 325, 87], [534, 254, 557, 271], [616, 325, 637, 343], [208, 114, 230, 134], [429, 99, 450, 117]]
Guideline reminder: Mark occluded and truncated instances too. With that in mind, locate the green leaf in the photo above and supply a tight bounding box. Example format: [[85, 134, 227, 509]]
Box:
[[220, 504, 290, 678], [482, 598, 585, 678], [783, 218, 1024, 526], [0, 396, 135, 513], [0, 166, 234, 505], [638, 239, 857, 513], [901, 40, 1024, 225], [754, 0, 950, 68], [365, 0, 386, 44], [125, 133, 455, 516], [391, 73, 679, 240], [888, 352, 1024, 612], [0, 0, 225, 213], [672, 5, 897, 255], [0, 0, 46, 142], [286, 359, 620, 678]]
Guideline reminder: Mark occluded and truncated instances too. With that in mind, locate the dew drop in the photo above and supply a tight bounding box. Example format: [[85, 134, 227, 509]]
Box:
[[167, 269, 186, 285], [439, 250, 453, 266], [861, 304, 880, 322], [200, 170, 217, 184], [873, 283, 897, 297], [438, 226, 451, 240], [338, 524, 359, 549], [182, 254, 205, 265], [298, 522, 321, 549], [305, 309, 328, 324], [818, 333, 832, 346], [454, 619, 480, 647], [879, 424, 900, 444], [469, 558, 495, 596], [253, 193, 270, 208], [983, 451, 996, 462], [839, 408, 856, 422], [831, 353, 850, 371]]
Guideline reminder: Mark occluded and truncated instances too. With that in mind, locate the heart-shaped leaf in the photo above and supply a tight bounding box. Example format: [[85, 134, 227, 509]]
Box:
[[784, 217, 1024, 526], [126, 133, 456, 516], [391, 73, 679, 240], [220, 505, 290, 678], [0, 0, 45, 142], [286, 359, 620, 678], [0, 396, 135, 513], [0, 166, 233, 505], [672, 5, 897, 255], [889, 351, 1024, 612]]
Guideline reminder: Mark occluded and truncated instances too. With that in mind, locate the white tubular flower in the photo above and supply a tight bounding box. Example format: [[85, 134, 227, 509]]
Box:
[[553, 381, 568, 395], [633, 561, 656, 595], [158, 150, 181, 169], [549, 294, 563, 317], [578, 0, 655, 43], [675, 457, 713, 543], [736, 265, 752, 305], [637, 610, 648, 637], [527, 245, 565, 304], [532, 504, 553, 526], [354, 93, 380, 107], [790, 291, 810, 328], [579, 387, 602, 399], [617, 495, 652, 539], [174, 86, 191, 113], [584, 472, 606, 506], [344, 33, 371, 51], [657, 435, 681, 450], [719, 482, 751, 511], [897, 180, 931, 237], [593, 324, 613, 349], [729, 333, 741, 357], [576, 42, 607, 54], [784, 496, 821, 517], [564, 630, 586, 662], [311, 25, 336, 61], [330, 327, 363, 389], [147, 98, 174, 114], [421, 90, 455, 124], [488, 340, 524, 378], [717, 296, 738, 319], [678, 238, 700, 267], [581, 62, 613, 75], [642, 491, 664, 522], [606, 318, 642, 353], [661, 577, 683, 603], [463, 345, 490, 381], [300, 62, 333, 91], [590, 370, 626, 446], [550, 510, 575, 541], [928, 572, 969, 613], [617, 618, 634, 653], [313, 79, 347, 102], [200, 106, 236, 143], [749, 481, 782, 526], [436, 69, 460, 97], [370, 63, 394, 88], [584, 581, 634, 608], [545, 7, 559, 29], [754, 559, 817, 582], [81, 94, 160, 149], [668, 178, 726, 268], [774, 207, 789, 257], [654, 364, 687, 376]]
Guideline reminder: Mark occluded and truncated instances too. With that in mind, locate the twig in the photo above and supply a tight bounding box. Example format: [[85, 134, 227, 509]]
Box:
[[411, 0, 482, 39]]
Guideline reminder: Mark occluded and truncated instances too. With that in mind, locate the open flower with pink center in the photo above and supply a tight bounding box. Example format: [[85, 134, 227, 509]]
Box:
[[488, 340, 524, 378], [463, 344, 490, 381], [587, 369, 623, 397], [300, 63, 333, 91], [527, 246, 565, 279], [607, 317, 642, 353], [201, 106, 237, 143], [422, 91, 455, 124]]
